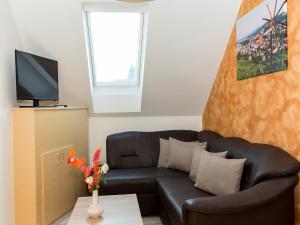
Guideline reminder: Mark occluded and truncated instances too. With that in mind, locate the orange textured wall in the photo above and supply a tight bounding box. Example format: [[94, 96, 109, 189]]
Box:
[[203, 0, 300, 223]]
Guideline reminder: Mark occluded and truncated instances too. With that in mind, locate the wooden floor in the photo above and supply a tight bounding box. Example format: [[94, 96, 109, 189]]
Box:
[[52, 211, 163, 225]]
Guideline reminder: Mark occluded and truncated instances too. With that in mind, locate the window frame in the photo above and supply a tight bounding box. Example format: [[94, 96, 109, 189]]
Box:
[[85, 8, 147, 88]]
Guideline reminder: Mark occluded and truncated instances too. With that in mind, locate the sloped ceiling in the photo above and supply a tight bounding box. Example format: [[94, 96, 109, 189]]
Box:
[[9, 0, 242, 116]]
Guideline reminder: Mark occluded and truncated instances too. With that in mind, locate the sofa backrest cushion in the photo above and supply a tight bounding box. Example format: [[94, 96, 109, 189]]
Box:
[[208, 137, 300, 189], [197, 130, 223, 148], [106, 130, 199, 169]]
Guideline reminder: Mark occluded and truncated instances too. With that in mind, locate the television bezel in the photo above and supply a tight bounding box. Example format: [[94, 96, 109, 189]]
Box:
[[15, 50, 59, 101]]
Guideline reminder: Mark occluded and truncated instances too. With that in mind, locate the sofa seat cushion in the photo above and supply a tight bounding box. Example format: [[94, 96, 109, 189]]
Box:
[[101, 168, 187, 195], [157, 177, 212, 225]]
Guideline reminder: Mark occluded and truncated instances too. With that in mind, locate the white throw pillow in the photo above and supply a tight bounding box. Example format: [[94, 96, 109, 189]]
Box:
[[189, 148, 228, 182], [158, 138, 169, 168], [168, 138, 207, 173], [195, 150, 246, 195]]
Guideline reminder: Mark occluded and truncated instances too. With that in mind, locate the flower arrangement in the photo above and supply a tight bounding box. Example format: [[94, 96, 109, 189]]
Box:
[[67, 148, 109, 193]]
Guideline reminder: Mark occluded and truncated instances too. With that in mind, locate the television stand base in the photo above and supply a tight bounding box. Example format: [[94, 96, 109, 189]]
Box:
[[18, 99, 41, 107], [19, 105, 68, 108]]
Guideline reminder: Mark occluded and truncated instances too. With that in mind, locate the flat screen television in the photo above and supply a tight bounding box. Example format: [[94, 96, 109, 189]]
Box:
[[15, 50, 59, 107]]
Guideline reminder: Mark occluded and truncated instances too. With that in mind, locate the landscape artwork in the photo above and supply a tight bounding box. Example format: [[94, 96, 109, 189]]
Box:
[[236, 0, 287, 80]]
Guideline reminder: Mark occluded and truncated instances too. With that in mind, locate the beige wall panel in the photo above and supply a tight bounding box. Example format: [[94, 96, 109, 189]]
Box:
[[13, 109, 37, 225], [41, 146, 76, 225]]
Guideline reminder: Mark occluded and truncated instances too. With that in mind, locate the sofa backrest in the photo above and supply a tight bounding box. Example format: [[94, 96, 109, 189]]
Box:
[[208, 136, 300, 189], [106, 130, 199, 169], [106, 130, 299, 187]]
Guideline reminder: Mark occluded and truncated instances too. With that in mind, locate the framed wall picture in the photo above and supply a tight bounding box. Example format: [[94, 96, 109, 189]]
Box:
[[236, 0, 287, 80]]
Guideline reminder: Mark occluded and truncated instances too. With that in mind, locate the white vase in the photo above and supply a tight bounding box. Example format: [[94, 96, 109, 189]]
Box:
[[86, 190, 103, 219]]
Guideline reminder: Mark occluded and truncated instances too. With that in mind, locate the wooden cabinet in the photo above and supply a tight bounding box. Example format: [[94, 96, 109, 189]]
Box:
[[13, 107, 88, 225]]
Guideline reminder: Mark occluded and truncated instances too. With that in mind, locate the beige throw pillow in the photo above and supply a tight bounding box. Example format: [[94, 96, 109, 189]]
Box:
[[168, 138, 207, 172], [195, 150, 246, 195], [189, 148, 228, 182], [158, 138, 169, 168]]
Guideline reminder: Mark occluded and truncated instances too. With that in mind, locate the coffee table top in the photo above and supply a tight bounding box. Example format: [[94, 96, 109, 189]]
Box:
[[67, 194, 143, 225]]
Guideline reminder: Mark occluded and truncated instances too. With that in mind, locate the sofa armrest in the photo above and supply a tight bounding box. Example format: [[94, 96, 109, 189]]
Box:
[[182, 176, 298, 225]]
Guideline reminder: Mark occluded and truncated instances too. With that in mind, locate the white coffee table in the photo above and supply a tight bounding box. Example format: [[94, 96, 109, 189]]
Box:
[[67, 194, 143, 225]]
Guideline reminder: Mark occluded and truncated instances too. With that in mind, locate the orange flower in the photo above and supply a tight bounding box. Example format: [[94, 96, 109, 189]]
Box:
[[67, 148, 78, 167], [75, 158, 87, 169], [67, 148, 87, 169]]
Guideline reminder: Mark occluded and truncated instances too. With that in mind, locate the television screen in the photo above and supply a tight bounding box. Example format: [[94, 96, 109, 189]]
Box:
[[15, 50, 58, 101]]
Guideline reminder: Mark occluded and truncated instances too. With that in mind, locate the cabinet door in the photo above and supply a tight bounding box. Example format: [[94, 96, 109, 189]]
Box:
[[41, 146, 76, 225]]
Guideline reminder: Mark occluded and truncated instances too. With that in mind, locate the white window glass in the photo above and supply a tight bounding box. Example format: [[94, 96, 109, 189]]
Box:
[[87, 12, 145, 86]]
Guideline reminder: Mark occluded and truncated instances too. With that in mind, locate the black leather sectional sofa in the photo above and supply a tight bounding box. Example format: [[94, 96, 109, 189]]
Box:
[[101, 130, 300, 225]]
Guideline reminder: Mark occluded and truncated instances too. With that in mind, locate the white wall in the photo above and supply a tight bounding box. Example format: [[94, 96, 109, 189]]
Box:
[[89, 115, 201, 162], [0, 0, 22, 224], [9, 0, 242, 116]]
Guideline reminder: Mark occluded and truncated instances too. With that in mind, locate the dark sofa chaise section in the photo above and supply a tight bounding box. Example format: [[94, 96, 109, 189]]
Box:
[[101, 130, 300, 225]]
